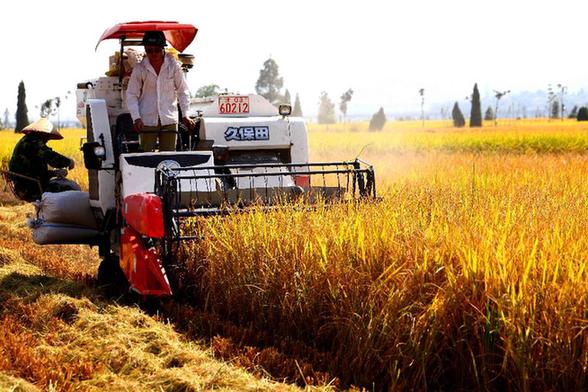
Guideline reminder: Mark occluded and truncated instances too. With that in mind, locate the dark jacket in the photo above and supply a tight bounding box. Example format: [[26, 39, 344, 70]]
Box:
[[8, 134, 71, 200]]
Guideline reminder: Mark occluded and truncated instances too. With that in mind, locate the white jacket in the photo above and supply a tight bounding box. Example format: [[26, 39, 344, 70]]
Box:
[[126, 53, 190, 126]]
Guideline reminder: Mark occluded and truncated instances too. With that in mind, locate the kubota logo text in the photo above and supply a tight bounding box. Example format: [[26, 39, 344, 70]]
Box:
[[224, 126, 270, 141]]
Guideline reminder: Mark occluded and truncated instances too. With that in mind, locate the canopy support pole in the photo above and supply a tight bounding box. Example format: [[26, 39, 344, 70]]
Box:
[[118, 36, 125, 88]]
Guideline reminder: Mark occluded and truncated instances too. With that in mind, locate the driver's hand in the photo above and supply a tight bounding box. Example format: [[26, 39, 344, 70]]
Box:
[[182, 116, 196, 130], [133, 118, 144, 132], [68, 159, 75, 170], [54, 168, 67, 178]]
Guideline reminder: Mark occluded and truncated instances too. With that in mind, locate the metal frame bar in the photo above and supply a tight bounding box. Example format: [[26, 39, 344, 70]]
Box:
[[0, 169, 43, 197], [155, 159, 375, 224], [170, 169, 371, 180], [167, 160, 368, 172]]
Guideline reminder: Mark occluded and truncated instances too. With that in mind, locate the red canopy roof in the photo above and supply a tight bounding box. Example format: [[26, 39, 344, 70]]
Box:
[[96, 21, 197, 52]]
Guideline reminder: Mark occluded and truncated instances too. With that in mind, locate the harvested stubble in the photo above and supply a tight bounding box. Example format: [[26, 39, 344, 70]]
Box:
[[181, 152, 588, 390], [0, 239, 304, 392]]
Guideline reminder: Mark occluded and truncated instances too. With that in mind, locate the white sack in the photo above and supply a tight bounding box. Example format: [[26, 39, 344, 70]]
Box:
[[32, 222, 99, 245], [37, 191, 97, 229]]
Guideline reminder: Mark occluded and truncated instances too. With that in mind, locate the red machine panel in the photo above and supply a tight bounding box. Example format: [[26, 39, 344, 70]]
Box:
[[123, 193, 165, 238], [120, 225, 172, 297]]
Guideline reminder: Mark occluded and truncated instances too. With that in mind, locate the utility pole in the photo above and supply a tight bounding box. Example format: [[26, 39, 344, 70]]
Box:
[[55, 91, 71, 130], [3, 109, 9, 129], [547, 84, 555, 120], [557, 84, 567, 121], [493, 90, 510, 126], [419, 88, 425, 127]]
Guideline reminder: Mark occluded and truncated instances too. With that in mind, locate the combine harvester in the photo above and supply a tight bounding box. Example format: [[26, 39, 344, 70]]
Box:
[[32, 21, 376, 297]]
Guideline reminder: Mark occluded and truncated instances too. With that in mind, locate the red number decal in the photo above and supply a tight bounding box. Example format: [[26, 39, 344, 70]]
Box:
[[220, 98, 249, 114]]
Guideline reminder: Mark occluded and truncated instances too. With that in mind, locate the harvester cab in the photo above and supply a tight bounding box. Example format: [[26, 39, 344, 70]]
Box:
[[33, 21, 376, 297]]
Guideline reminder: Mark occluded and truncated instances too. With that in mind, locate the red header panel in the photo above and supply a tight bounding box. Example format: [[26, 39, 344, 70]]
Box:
[[96, 21, 197, 52]]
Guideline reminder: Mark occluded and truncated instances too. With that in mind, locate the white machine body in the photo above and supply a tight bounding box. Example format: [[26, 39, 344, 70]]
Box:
[[79, 88, 310, 218], [119, 151, 216, 199]]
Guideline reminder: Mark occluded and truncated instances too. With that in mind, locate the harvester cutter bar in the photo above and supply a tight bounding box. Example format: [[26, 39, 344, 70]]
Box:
[[155, 160, 376, 215], [155, 159, 376, 265]]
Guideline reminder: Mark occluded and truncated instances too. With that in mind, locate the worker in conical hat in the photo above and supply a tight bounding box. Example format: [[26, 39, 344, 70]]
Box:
[[22, 117, 64, 139], [8, 118, 79, 202]]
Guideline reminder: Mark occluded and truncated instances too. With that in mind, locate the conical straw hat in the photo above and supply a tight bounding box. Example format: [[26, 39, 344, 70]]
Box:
[[21, 118, 63, 140]]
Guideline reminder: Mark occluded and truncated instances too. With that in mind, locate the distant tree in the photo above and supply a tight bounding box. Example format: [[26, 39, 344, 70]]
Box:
[[255, 58, 284, 105], [469, 83, 482, 127], [292, 93, 303, 117], [577, 107, 588, 121], [569, 105, 578, 119], [368, 107, 386, 131], [339, 88, 354, 122], [419, 88, 425, 126], [283, 89, 291, 105], [317, 91, 336, 124], [534, 106, 542, 118], [195, 84, 221, 98], [492, 90, 510, 126], [40, 98, 56, 118], [452, 102, 465, 127], [551, 100, 560, 119], [484, 106, 495, 121], [15, 81, 29, 132]]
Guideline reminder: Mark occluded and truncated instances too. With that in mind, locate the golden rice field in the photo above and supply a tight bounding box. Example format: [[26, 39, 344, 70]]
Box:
[[0, 119, 587, 390]]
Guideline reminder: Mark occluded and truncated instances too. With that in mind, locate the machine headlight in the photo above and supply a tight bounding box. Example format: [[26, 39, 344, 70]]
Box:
[[279, 104, 292, 116], [94, 146, 106, 159]]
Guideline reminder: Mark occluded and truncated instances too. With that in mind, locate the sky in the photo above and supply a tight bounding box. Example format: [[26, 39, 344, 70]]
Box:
[[1, 0, 587, 121]]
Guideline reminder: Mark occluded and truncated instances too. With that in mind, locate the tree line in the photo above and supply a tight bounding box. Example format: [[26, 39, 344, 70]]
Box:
[[9, 60, 588, 133], [253, 58, 386, 130], [3, 81, 70, 132], [449, 83, 588, 128], [194, 58, 386, 131]]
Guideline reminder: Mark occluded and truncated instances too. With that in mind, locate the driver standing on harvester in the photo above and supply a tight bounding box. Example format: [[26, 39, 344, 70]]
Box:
[[126, 31, 194, 151]]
